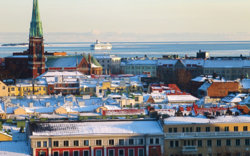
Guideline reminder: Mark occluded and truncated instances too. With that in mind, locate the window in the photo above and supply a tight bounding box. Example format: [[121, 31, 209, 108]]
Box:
[[119, 149, 125, 156], [207, 140, 212, 147], [39, 151, 46, 156], [215, 127, 220, 132], [175, 141, 179, 147], [128, 149, 134, 156], [174, 128, 177, 133], [63, 151, 69, 156], [150, 138, 154, 144], [226, 139, 231, 146], [53, 151, 59, 156], [109, 139, 114, 145], [243, 126, 248, 131], [217, 140, 221, 146], [64, 141, 69, 147], [43, 141, 47, 147], [236, 139, 240, 146], [170, 141, 174, 147], [169, 128, 172, 133], [96, 150, 102, 156], [196, 127, 201, 132], [37, 141, 41, 147], [225, 127, 229, 131], [119, 139, 124, 146], [108, 149, 115, 156], [245, 139, 250, 146], [83, 150, 89, 156], [138, 149, 144, 156], [190, 127, 193, 132], [129, 139, 134, 145], [96, 140, 102, 146], [53, 141, 59, 147], [155, 138, 160, 144], [84, 140, 89, 146], [73, 151, 79, 156], [206, 127, 210, 132], [138, 139, 144, 145], [198, 140, 202, 147], [74, 140, 79, 146], [234, 126, 238, 132]]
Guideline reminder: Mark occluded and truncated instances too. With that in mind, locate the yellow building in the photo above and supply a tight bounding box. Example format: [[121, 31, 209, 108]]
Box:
[[102, 81, 126, 93], [8, 84, 47, 96], [164, 116, 250, 156], [0, 81, 8, 97], [54, 106, 78, 114], [13, 107, 27, 115], [0, 131, 12, 142]]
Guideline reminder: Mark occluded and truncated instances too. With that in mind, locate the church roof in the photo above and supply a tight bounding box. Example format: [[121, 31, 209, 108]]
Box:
[[46, 54, 102, 68], [29, 0, 43, 38]]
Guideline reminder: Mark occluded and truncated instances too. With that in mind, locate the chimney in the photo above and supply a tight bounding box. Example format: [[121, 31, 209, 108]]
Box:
[[45, 102, 50, 107], [88, 53, 91, 64], [29, 102, 33, 108]]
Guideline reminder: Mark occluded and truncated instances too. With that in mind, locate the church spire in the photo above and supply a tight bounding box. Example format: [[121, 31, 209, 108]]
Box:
[[29, 0, 43, 38]]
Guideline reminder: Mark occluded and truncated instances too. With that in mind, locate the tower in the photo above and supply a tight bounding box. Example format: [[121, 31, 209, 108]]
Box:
[[28, 0, 45, 78]]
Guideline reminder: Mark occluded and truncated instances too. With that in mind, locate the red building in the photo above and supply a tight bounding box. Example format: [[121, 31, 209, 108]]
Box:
[[28, 120, 164, 156]]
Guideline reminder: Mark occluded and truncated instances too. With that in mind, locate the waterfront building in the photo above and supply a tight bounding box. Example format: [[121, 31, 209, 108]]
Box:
[[121, 59, 158, 77], [203, 60, 250, 80], [95, 55, 121, 74]]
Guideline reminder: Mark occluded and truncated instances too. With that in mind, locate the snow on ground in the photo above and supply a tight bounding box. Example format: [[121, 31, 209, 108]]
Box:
[[0, 141, 30, 156]]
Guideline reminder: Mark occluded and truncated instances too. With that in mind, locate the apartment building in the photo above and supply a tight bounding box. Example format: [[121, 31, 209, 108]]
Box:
[[95, 55, 121, 74], [28, 120, 164, 156], [164, 116, 250, 156]]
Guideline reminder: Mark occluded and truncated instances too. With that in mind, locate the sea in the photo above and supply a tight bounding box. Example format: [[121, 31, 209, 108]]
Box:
[[1, 41, 250, 58]]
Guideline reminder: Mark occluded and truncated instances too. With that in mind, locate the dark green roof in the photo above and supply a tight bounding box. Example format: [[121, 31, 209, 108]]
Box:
[[29, 0, 43, 38], [46, 54, 102, 68]]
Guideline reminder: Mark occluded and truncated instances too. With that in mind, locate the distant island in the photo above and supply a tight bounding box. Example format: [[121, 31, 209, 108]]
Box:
[[1, 43, 28, 47]]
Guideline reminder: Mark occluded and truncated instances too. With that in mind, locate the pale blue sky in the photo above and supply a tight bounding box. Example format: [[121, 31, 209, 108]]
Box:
[[0, 0, 250, 41]]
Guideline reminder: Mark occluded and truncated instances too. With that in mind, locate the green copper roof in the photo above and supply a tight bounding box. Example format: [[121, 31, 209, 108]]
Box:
[[29, 0, 43, 38]]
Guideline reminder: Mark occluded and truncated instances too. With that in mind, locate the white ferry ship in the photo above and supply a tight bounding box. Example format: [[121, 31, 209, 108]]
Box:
[[90, 40, 112, 50]]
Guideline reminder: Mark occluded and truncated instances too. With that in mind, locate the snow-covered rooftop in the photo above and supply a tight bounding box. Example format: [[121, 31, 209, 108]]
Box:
[[30, 121, 163, 136], [241, 79, 250, 89], [166, 95, 199, 103], [164, 115, 250, 125]]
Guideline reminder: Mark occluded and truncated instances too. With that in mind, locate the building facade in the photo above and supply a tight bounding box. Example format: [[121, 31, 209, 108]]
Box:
[[164, 116, 250, 156], [95, 55, 121, 74], [28, 120, 164, 156]]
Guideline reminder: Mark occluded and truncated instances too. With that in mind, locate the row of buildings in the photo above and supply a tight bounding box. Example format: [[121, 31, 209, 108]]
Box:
[[26, 115, 250, 156], [121, 57, 250, 88]]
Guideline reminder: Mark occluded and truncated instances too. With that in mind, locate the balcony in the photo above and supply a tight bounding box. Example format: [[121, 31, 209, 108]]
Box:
[[182, 146, 198, 154]]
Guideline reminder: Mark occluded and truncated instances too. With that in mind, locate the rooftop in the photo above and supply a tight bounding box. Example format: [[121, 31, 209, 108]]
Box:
[[164, 115, 250, 125], [29, 120, 163, 136]]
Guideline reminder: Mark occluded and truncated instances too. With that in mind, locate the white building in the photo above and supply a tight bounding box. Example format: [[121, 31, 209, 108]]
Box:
[[95, 55, 121, 74]]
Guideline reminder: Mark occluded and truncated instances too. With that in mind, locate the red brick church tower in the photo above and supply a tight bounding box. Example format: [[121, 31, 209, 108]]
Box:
[[28, 0, 45, 78]]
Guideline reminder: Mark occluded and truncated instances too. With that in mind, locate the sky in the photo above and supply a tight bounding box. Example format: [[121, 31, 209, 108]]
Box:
[[0, 0, 250, 42]]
